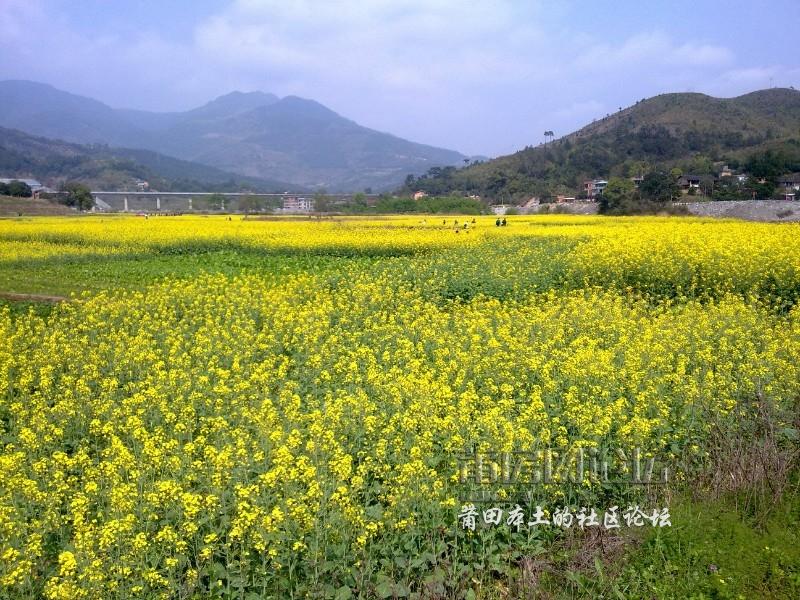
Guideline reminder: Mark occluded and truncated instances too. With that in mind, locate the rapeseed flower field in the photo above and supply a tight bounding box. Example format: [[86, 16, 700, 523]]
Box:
[[0, 215, 799, 598]]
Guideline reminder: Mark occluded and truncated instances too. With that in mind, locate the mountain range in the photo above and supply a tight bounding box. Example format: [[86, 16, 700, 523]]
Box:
[[4, 80, 800, 199], [0, 80, 467, 192], [405, 88, 800, 199]]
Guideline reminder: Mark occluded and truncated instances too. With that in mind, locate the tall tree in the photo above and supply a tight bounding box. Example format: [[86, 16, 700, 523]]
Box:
[[313, 191, 332, 213], [60, 182, 93, 211], [598, 177, 637, 213], [640, 172, 680, 202], [7, 180, 32, 198]]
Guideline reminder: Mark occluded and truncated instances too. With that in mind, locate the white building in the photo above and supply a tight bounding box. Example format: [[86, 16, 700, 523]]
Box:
[[583, 179, 608, 199], [491, 204, 512, 215], [282, 196, 315, 212]]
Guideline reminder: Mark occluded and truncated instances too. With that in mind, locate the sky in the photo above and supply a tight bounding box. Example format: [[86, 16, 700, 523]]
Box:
[[1, 0, 799, 157]]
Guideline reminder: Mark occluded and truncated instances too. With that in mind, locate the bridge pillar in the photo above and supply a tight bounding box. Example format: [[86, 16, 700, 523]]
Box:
[[156, 196, 161, 211], [124, 196, 129, 212], [188, 197, 193, 211]]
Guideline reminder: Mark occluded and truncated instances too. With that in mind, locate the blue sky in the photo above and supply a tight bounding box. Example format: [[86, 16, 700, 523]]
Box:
[[1, 0, 799, 156]]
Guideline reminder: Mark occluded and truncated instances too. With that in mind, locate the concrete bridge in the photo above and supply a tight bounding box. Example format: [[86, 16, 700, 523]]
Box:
[[90, 191, 376, 213]]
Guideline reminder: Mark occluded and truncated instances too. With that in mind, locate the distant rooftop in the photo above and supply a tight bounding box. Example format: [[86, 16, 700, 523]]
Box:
[[0, 177, 44, 190]]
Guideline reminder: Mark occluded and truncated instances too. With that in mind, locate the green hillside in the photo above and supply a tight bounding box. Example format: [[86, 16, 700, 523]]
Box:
[[0, 127, 299, 192], [404, 88, 800, 200]]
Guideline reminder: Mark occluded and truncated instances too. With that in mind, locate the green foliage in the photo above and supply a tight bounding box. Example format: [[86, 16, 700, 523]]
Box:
[[238, 195, 264, 214], [374, 195, 485, 214], [525, 492, 800, 599], [5, 180, 32, 197], [598, 177, 637, 213], [598, 174, 691, 215], [640, 171, 680, 202], [745, 148, 795, 182], [713, 178, 750, 200], [313, 191, 332, 212], [747, 179, 779, 199], [59, 181, 93, 210]]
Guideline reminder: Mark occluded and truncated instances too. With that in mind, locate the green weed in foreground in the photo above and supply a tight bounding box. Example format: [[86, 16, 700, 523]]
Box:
[[542, 492, 800, 600]]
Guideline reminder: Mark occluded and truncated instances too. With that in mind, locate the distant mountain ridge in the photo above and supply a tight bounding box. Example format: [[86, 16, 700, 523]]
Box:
[[405, 88, 800, 199], [0, 80, 466, 191]]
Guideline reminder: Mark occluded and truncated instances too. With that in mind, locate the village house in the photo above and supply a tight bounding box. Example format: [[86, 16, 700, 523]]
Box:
[[413, 191, 428, 200], [282, 196, 315, 212], [583, 179, 607, 199], [0, 177, 48, 197], [490, 204, 512, 215], [777, 173, 800, 191], [677, 174, 703, 192]]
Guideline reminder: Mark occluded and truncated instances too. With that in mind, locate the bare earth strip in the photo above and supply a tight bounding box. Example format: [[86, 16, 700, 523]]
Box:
[[0, 291, 71, 303]]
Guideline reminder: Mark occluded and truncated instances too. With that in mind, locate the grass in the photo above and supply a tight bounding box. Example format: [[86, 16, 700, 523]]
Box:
[[0, 249, 368, 297], [546, 490, 800, 599]]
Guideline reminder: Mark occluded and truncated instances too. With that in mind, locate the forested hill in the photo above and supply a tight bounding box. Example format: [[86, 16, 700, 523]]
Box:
[[0, 127, 299, 192], [404, 88, 800, 200]]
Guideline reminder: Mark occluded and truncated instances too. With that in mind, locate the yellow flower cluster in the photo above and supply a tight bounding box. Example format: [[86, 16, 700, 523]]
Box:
[[0, 214, 798, 596]]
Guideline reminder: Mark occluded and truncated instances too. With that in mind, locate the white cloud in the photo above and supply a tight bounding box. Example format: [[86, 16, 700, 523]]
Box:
[[573, 32, 732, 71], [192, 0, 548, 91], [553, 100, 604, 120]]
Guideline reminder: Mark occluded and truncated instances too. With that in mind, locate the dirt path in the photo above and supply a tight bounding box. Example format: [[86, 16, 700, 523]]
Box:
[[0, 291, 71, 303]]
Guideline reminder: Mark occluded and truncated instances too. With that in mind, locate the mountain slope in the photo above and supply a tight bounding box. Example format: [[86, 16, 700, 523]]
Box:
[[151, 95, 466, 191], [406, 88, 800, 199], [0, 80, 141, 146], [0, 80, 466, 191], [0, 127, 299, 192]]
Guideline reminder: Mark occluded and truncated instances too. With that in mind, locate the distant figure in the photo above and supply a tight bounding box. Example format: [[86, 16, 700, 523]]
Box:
[[501, 218, 507, 226], [443, 219, 447, 225], [472, 218, 476, 224], [495, 218, 501, 226], [463, 223, 468, 229]]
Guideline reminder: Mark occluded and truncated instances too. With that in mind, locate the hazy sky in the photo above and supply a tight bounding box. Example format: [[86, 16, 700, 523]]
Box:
[[2, 0, 799, 156]]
